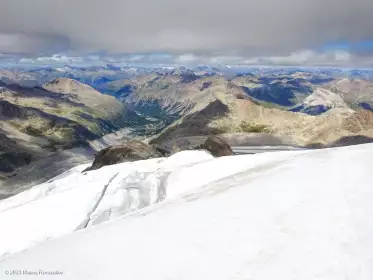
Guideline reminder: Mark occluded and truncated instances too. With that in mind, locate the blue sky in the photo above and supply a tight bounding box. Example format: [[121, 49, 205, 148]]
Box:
[[322, 41, 373, 52]]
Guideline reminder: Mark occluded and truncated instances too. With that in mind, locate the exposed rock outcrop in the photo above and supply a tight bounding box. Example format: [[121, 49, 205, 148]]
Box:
[[151, 135, 234, 158], [200, 136, 234, 157], [85, 140, 162, 171], [330, 135, 373, 147], [86, 135, 233, 172]]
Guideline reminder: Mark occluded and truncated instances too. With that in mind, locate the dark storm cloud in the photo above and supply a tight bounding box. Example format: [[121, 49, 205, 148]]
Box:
[[0, 33, 69, 55], [0, 0, 373, 64]]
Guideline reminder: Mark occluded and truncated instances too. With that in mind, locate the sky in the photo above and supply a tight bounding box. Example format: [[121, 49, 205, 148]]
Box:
[[0, 0, 373, 67]]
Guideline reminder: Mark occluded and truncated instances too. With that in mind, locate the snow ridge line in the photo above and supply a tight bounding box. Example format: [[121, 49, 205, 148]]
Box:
[[76, 172, 120, 230]]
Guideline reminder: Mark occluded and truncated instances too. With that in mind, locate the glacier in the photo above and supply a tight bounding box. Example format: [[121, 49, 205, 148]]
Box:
[[0, 144, 373, 279]]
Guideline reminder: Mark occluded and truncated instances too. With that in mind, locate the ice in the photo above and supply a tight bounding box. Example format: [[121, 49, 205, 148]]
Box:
[[0, 151, 216, 257], [1, 144, 373, 280]]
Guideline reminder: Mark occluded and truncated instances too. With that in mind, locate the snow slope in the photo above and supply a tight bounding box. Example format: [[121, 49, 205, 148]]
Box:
[[0, 149, 302, 258], [1, 144, 373, 280]]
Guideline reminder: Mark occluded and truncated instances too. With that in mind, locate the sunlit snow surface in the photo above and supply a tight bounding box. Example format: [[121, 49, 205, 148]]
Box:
[[1, 145, 373, 279]]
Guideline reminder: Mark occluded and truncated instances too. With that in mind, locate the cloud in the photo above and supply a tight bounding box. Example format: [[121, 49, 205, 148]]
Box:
[[0, 0, 372, 61], [19, 54, 84, 65], [14, 49, 373, 68], [0, 33, 69, 54], [241, 50, 354, 66]]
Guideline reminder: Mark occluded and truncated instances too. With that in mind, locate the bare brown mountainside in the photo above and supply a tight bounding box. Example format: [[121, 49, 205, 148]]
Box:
[[0, 78, 131, 176], [3, 73, 373, 189], [109, 72, 373, 149], [326, 78, 373, 109], [125, 74, 229, 115], [150, 83, 373, 148], [43, 78, 125, 115]]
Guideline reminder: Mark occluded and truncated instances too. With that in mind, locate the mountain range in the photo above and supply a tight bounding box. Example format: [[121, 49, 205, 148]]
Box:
[[0, 77, 148, 178], [1, 66, 373, 196]]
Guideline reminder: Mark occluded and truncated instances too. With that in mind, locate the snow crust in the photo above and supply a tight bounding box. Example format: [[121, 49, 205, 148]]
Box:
[[1, 144, 373, 280]]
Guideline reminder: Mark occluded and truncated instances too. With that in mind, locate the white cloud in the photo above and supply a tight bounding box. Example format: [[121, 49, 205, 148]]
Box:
[[239, 50, 355, 66], [15, 49, 367, 67], [177, 54, 198, 63], [334, 51, 351, 62], [20, 55, 84, 65]]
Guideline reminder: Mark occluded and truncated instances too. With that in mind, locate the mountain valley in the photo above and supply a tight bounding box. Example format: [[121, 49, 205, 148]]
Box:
[[1, 65, 373, 196]]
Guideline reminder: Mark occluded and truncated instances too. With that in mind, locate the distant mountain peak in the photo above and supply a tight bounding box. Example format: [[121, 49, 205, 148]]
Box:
[[44, 77, 94, 92], [290, 87, 351, 115], [43, 78, 126, 116], [303, 88, 347, 108], [167, 68, 197, 83], [105, 64, 121, 71]]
